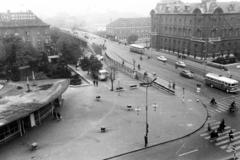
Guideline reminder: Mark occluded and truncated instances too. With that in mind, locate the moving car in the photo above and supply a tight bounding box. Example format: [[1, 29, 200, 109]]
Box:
[[180, 70, 193, 78], [175, 61, 186, 68], [157, 56, 167, 62]]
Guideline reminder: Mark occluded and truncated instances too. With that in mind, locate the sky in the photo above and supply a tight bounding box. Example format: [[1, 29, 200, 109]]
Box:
[[0, 0, 239, 29], [0, 0, 219, 17]]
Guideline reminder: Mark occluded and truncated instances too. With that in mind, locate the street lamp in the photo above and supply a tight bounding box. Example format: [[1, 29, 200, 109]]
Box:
[[140, 77, 157, 147]]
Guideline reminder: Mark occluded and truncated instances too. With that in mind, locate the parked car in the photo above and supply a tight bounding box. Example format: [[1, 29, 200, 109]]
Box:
[[157, 56, 167, 62], [180, 70, 193, 78], [175, 61, 186, 68]]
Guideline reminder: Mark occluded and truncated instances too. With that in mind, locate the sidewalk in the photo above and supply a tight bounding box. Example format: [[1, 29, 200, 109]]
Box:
[[0, 69, 207, 160]]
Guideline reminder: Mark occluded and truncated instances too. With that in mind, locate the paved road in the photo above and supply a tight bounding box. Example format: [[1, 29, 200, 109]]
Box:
[[85, 34, 240, 160], [104, 40, 231, 100]]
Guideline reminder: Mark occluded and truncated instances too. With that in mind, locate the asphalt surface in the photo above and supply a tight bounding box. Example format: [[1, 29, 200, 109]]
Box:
[[64, 31, 240, 160], [103, 40, 231, 100], [90, 36, 240, 160]]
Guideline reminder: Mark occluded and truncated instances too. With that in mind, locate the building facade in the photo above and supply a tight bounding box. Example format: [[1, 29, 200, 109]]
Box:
[[0, 10, 50, 52], [106, 17, 151, 42], [151, 0, 240, 58]]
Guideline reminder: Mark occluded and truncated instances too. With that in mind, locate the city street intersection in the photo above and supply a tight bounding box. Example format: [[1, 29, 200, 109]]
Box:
[[0, 70, 206, 160]]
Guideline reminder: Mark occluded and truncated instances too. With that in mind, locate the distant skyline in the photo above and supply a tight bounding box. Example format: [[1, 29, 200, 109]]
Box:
[[1, 0, 239, 31], [1, 0, 239, 18]]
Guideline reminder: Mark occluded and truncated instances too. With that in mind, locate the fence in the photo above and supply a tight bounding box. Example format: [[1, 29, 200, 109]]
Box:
[[104, 53, 175, 95]]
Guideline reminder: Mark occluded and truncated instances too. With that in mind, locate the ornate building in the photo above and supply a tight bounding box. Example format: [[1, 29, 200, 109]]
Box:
[[151, 0, 240, 58], [0, 10, 50, 52], [106, 17, 151, 42]]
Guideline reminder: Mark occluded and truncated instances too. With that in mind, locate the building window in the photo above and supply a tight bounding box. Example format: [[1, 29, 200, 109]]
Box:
[[211, 29, 216, 37], [197, 29, 202, 37]]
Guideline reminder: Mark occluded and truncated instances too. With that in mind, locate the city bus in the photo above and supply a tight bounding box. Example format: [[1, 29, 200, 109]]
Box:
[[205, 73, 239, 93], [129, 44, 145, 54], [98, 69, 109, 81]]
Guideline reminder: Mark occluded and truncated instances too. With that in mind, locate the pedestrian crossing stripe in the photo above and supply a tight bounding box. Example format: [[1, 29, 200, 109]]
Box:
[[206, 95, 240, 115], [217, 130, 239, 141], [221, 137, 240, 149], [204, 127, 231, 139], [215, 134, 240, 146], [199, 119, 240, 154], [216, 108, 227, 112]]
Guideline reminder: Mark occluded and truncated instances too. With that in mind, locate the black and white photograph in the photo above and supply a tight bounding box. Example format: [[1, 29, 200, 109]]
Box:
[[0, 0, 240, 159]]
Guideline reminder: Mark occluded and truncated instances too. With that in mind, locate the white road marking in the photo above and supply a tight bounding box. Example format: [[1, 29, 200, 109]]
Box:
[[178, 149, 198, 157]]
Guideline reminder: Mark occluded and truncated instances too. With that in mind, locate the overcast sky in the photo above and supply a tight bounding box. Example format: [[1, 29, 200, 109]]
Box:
[[1, 0, 238, 18]]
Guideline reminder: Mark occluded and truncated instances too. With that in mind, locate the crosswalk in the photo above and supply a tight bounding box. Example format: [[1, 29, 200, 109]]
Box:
[[200, 119, 240, 154], [207, 95, 240, 116]]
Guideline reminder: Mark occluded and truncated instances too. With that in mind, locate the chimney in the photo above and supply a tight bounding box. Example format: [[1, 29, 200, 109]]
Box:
[[184, 5, 190, 11], [165, 6, 169, 13], [174, 6, 179, 13]]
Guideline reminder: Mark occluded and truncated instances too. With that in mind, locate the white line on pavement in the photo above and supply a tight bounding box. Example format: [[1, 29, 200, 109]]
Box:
[[178, 149, 199, 157]]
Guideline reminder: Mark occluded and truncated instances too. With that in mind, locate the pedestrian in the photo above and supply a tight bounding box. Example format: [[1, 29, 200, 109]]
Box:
[[96, 80, 98, 87], [229, 130, 234, 142], [172, 82, 176, 90], [144, 135, 148, 147], [220, 119, 225, 129], [54, 106, 62, 121], [168, 81, 171, 89], [207, 123, 212, 132], [93, 80, 95, 86]]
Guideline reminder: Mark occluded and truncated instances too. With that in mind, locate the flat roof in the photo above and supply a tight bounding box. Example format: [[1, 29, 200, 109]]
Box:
[[206, 73, 238, 84], [0, 79, 69, 126]]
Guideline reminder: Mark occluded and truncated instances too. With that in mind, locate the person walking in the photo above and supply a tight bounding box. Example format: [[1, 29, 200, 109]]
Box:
[[172, 82, 176, 90], [207, 123, 212, 132], [96, 80, 98, 87], [229, 130, 234, 142]]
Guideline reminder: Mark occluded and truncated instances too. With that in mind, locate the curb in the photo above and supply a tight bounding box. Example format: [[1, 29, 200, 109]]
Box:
[[103, 101, 209, 160]]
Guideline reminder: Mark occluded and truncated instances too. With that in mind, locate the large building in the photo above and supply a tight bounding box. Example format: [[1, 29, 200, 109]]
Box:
[[0, 10, 50, 52], [106, 17, 151, 42], [151, 0, 240, 58]]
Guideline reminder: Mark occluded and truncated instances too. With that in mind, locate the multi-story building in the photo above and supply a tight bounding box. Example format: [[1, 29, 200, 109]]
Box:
[[151, 0, 240, 58], [0, 10, 50, 52], [106, 17, 151, 42]]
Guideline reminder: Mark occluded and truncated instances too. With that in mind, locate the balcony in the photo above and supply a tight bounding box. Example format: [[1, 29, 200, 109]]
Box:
[[208, 37, 221, 42], [191, 36, 204, 42]]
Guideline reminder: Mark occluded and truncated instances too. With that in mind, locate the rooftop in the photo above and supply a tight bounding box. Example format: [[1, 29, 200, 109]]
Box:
[[0, 10, 49, 28], [154, 0, 240, 14], [107, 17, 150, 28], [0, 79, 69, 126]]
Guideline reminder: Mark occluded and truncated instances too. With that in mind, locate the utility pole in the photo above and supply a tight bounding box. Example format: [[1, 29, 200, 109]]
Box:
[[140, 78, 157, 147]]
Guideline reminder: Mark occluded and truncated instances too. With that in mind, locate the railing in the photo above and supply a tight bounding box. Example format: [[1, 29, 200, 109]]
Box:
[[208, 37, 221, 42], [104, 53, 175, 95]]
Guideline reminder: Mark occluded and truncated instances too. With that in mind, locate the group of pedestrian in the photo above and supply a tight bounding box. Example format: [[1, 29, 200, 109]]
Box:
[[93, 79, 98, 86], [208, 119, 234, 142]]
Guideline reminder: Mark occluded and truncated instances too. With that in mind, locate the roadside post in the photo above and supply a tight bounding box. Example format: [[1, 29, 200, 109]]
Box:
[[196, 84, 201, 102], [182, 87, 185, 102]]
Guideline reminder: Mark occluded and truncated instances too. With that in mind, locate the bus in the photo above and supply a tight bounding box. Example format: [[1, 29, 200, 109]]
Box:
[[98, 69, 109, 81], [205, 73, 239, 93], [129, 44, 145, 54]]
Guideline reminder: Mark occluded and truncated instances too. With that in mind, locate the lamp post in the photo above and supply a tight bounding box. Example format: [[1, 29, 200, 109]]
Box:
[[140, 77, 157, 147], [203, 39, 214, 74]]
